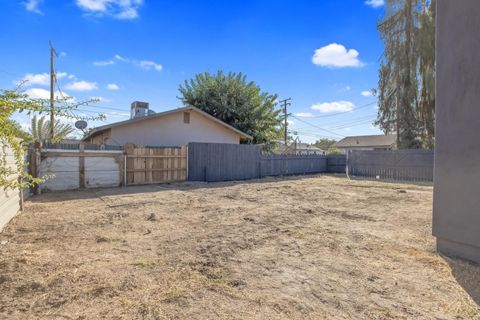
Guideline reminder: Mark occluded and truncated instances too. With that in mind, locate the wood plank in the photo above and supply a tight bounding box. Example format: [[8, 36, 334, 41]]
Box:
[[125, 155, 184, 158], [126, 168, 187, 172]]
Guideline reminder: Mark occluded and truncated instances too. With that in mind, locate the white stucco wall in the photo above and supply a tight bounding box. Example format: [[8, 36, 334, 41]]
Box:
[[107, 111, 241, 146], [0, 143, 20, 231]]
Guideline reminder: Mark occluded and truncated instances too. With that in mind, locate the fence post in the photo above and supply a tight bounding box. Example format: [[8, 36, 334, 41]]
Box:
[[79, 142, 85, 189], [346, 150, 350, 178]]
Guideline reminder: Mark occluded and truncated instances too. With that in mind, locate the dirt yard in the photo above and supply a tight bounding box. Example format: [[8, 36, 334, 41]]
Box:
[[1, 175, 479, 319]]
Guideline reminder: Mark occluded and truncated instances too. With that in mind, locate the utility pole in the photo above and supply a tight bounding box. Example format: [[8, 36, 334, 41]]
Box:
[[279, 98, 291, 151], [49, 41, 58, 141]]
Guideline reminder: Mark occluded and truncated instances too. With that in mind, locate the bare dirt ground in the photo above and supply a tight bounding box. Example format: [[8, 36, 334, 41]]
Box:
[[1, 175, 479, 319]]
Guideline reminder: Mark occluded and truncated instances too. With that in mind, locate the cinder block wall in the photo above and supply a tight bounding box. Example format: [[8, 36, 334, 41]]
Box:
[[433, 0, 480, 263]]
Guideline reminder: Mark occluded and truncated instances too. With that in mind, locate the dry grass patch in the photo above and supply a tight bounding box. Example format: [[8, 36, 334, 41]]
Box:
[[0, 175, 478, 319]]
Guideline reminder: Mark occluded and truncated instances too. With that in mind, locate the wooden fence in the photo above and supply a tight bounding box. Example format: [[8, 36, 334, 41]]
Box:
[[347, 149, 434, 182], [260, 154, 327, 177], [125, 145, 187, 185], [326, 154, 347, 173], [37, 146, 124, 191]]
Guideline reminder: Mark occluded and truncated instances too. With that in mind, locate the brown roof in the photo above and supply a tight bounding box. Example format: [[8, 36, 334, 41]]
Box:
[[333, 134, 397, 148]]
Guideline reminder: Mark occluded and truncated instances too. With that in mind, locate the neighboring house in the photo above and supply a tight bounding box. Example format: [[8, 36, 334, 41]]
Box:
[[293, 142, 325, 155], [83, 101, 252, 146], [274, 140, 325, 155], [333, 134, 397, 153]]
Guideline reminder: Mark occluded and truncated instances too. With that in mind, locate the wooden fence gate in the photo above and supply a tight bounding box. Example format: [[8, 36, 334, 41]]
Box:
[[125, 145, 187, 185]]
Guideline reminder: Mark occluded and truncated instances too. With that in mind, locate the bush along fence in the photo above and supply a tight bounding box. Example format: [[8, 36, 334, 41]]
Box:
[[347, 149, 434, 183], [187, 142, 328, 182]]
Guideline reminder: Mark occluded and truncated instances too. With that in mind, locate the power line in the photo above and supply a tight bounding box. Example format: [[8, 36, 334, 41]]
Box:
[[326, 115, 376, 129], [292, 130, 339, 140], [81, 104, 129, 112], [329, 119, 375, 130], [295, 101, 377, 119], [290, 115, 346, 138]]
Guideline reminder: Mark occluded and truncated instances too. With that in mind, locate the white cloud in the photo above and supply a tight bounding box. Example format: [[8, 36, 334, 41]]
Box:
[[75, 0, 108, 11], [94, 59, 115, 66], [139, 60, 163, 72], [311, 101, 355, 113], [116, 7, 138, 19], [365, 0, 384, 8], [114, 54, 128, 62], [294, 112, 314, 118], [106, 83, 120, 90], [344, 127, 352, 131], [361, 90, 373, 97], [24, 88, 49, 99], [312, 43, 363, 68], [17, 73, 49, 86], [75, 0, 144, 20], [16, 71, 74, 87], [65, 80, 98, 91], [94, 54, 163, 72], [287, 119, 295, 126], [25, 88, 73, 100], [56, 72, 69, 79], [24, 0, 42, 14]]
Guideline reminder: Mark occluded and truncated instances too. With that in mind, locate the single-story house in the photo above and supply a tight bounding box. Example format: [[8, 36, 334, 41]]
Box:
[[83, 101, 252, 147], [333, 134, 397, 153], [292, 142, 325, 155], [274, 140, 325, 155]]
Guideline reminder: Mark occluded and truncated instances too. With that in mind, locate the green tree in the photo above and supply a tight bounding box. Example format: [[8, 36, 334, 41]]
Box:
[[376, 0, 435, 149], [178, 71, 283, 147], [416, 0, 436, 148], [326, 147, 342, 155], [30, 115, 75, 143], [313, 138, 337, 151]]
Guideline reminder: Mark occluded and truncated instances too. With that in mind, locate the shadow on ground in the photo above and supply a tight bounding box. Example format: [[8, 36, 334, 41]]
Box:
[[27, 174, 346, 203], [27, 173, 432, 204], [445, 256, 480, 306]]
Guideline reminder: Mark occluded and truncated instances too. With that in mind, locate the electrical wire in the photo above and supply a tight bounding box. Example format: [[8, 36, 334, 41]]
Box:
[[290, 115, 346, 138], [294, 101, 377, 119]]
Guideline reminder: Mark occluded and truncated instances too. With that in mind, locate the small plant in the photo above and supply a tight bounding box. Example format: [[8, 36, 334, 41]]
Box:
[[0, 85, 104, 190], [326, 147, 343, 155]]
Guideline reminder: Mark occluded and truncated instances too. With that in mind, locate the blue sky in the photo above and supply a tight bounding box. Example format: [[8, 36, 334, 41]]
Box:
[[0, 0, 386, 143]]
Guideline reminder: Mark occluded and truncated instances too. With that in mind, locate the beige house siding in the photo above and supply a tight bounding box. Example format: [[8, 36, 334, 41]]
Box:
[[90, 130, 111, 145], [105, 111, 241, 146], [336, 145, 395, 154]]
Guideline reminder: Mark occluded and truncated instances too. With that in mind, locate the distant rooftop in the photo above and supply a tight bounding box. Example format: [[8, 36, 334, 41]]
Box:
[[333, 134, 397, 148]]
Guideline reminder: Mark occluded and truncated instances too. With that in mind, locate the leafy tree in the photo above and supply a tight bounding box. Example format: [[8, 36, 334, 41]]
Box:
[[30, 115, 75, 143], [376, 0, 435, 149], [313, 138, 337, 151], [1, 86, 102, 190], [416, 0, 436, 148], [326, 147, 342, 155], [178, 71, 283, 147]]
